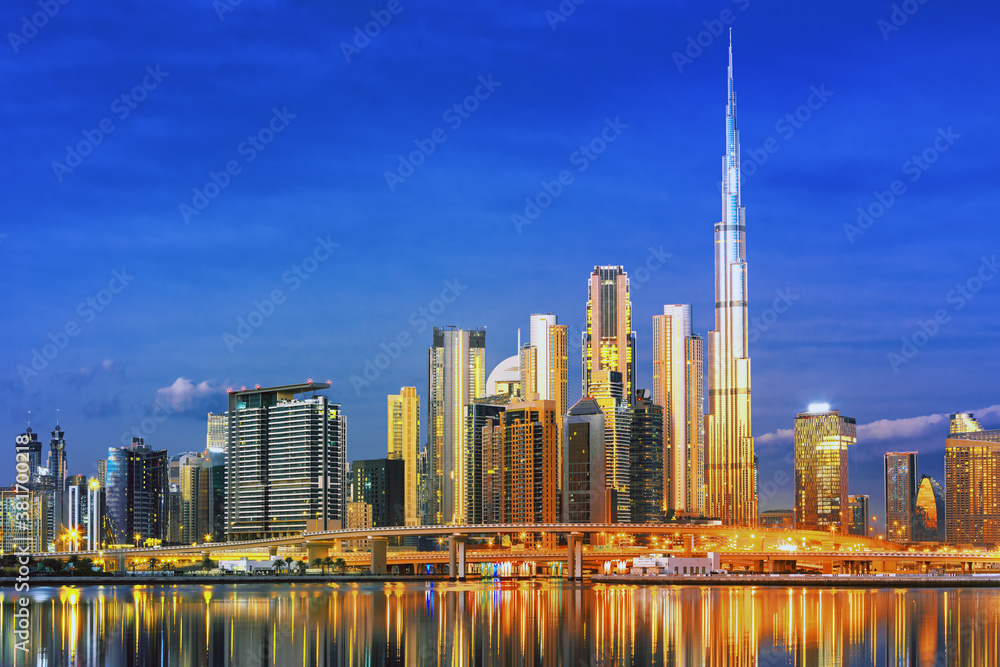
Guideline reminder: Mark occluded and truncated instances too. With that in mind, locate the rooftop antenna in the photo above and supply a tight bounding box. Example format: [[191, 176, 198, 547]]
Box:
[[517, 328, 521, 351]]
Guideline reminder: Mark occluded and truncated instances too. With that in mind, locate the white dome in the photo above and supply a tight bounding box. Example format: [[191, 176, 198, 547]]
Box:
[[486, 355, 520, 395]]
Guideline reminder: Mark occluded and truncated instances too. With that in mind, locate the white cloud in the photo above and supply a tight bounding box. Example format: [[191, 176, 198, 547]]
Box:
[[155, 377, 224, 412]]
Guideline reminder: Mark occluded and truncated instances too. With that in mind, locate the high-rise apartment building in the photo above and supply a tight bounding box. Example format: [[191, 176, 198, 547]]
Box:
[[502, 397, 560, 546], [847, 494, 870, 537], [225, 382, 346, 541], [945, 413, 1000, 546], [105, 438, 168, 546], [207, 412, 227, 450], [913, 475, 945, 542], [0, 487, 48, 553], [86, 477, 104, 550], [583, 266, 636, 404], [351, 458, 405, 529], [794, 406, 855, 534], [387, 387, 420, 527], [630, 390, 665, 524], [704, 38, 757, 526], [588, 369, 631, 522], [885, 451, 918, 543], [563, 398, 609, 526], [427, 327, 486, 525], [652, 305, 704, 514], [66, 474, 88, 550], [465, 398, 507, 524]]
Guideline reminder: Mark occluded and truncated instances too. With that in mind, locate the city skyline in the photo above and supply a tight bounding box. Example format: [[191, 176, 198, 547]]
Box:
[[3, 1, 998, 521]]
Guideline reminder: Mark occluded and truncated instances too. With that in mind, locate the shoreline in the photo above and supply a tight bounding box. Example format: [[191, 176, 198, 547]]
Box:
[[4, 573, 1000, 588]]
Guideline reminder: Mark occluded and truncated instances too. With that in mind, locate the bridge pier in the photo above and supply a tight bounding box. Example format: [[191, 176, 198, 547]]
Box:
[[683, 534, 694, 557], [566, 532, 584, 581], [370, 537, 388, 575], [449, 535, 467, 581], [268, 546, 278, 558]]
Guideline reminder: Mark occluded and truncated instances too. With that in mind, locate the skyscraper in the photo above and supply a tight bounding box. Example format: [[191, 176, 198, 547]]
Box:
[[387, 387, 420, 527], [563, 397, 609, 525], [630, 390, 665, 524], [913, 475, 945, 543], [502, 397, 560, 546], [351, 459, 405, 529], [105, 438, 168, 546], [427, 327, 486, 525], [14, 426, 43, 483], [588, 369, 631, 522], [225, 382, 346, 541], [465, 398, 507, 524], [847, 494, 870, 537], [86, 477, 104, 550], [704, 36, 757, 526], [583, 266, 636, 404], [885, 451, 918, 543], [207, 412, 227, 450], [47, 423, 67, 535], [945, 413, 1000, 546], [652, 305, 705, 515], [794, 406, 855, 534], [66, 474, 87, 550]]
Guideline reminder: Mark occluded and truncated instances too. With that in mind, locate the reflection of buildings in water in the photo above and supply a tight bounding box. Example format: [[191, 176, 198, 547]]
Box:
[[5, 583, 1000, 665]]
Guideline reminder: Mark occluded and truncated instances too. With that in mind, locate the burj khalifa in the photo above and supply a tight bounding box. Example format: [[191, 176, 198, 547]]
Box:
[[705, 33, 758, 526]]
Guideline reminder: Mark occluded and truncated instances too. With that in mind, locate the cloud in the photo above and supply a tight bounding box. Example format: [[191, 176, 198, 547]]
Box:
[[154, 377, 225, 414], [66, 359, 126, 388]]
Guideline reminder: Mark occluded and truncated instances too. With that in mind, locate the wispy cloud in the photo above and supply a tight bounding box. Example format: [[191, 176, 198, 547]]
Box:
[[154, 377, 225, 414], [66, 359, 126, 389]]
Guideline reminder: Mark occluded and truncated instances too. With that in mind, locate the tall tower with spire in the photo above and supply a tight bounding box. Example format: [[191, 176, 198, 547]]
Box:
[[704, 33, 758, 526]]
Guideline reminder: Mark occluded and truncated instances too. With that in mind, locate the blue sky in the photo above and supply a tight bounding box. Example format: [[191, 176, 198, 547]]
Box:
[[2, 0, 998, 522]]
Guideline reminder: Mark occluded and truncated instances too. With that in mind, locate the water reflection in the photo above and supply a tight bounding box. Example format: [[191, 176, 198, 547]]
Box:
[[1, 582, 998, 665]]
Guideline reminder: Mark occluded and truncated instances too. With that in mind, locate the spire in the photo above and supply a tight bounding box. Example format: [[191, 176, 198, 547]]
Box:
[[728, 28, 733, 76]]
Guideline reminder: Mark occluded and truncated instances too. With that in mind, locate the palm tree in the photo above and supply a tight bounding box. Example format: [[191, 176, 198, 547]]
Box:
[[148, 557, 159, 572], [78, 557, 94, 574], [323, 556, 334, 574], [67, 554, 80, 574], [272, 557, 285, 575], [201, 556, 216, 572], [333, 557, 347, 574], [284, 556, 294, 575], [312, 557, 324, 573]]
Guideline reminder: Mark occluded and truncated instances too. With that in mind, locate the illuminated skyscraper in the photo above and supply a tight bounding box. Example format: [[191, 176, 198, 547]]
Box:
[[387, 387, 420, 527], [913, 475, 945, 542], [794, 406, 855, 534], [225, 382, 346, 541], [518, 314, 568, 473], [207, 412, 227, 450], [945, 413, 1000, 546], [47, 423, 67, 535], [14, 426, 43, 483], [105, 438, 168, 546], [704, 35, 757, 526], [583, 266, 636, 404], [502, 397, 560, 546], [465, 398, 507, 524], [652, 305, 704, 514], [847, 494, 870, 537], [588, 369, 631, 522], [884, 451, 918, 542], [427, 327, 486, 525], [563, 397, 609, 525]]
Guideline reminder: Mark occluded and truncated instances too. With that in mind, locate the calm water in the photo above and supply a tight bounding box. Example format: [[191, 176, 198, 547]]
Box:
[[2, 581, 999, 666]]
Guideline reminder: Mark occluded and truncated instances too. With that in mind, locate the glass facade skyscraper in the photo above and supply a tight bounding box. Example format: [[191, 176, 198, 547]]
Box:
[[387, 387, 420, 527], [945, 413, 1000, 546], [705, 36, 757, 527], [794, 407, 855, 534], [583, 266, 636, 405], [105, 438, 168, 546], [884, 451, 918, 543], [629, 390, 665, 524]]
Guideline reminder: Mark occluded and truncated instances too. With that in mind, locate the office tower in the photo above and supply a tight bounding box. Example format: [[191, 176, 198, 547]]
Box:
[[203, 447, 226, 541], [427, 327, 486, 525], [563, 397, 609, 525], [945, 413, 1000, 546], [86, 477, 104, 550], [652, 305, 705, 515], [794, 406, 855, 534], [105, 438, 168, 546], [0, 487, 48, 553], [548, 324, 569, 415], [207, 412, 227, 449], [225, 381, 346, 541], [847, 494, 870, 537], [418, 445, 428, 525], [705, 37, 758, 526], [913, 475, 945, 542], [97, 459, 106, 487], [588, 370, 632, 522], [502, 397, 560, 546], [630, 390, 665, 524], [66, 474, 87, 550], [583, 266, 636, 404], [14, 426, 43, 482], [387, 387, 421, 527], [167, 483, 183, 543], [351, 458, 405, 528], [465, 398, 507, 524], [47, 423, 67, 535], [885, 451, 918, 542], [180, 454, 213, 544]]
